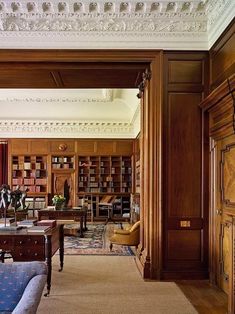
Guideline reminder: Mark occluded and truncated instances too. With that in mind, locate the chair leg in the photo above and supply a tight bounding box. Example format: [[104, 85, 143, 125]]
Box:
[[109, 243, 113, 251]]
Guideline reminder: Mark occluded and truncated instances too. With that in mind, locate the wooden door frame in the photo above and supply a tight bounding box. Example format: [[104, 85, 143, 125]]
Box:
[[0, 49, 163, 279]]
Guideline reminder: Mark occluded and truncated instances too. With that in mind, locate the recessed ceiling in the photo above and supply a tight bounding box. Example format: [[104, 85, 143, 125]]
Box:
[[0, 0, 234, 50], [0, 88, 141, 138]]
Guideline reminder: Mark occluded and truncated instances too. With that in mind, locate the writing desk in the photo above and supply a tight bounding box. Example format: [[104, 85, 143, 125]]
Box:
[[38, 207, 87, 237], [0, 225, 64, 296]]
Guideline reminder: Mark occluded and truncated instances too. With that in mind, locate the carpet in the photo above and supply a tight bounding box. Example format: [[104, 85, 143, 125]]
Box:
[[38, 255, 198, 314], [62, 223, 134, 256]]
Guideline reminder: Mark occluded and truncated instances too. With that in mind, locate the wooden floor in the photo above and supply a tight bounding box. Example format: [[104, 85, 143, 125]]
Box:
[[177, 280, 227, 314]]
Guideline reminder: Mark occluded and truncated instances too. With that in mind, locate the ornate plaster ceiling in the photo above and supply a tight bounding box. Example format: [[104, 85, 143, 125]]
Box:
[[0, 0, 234, 49], [0, 88, 141, 138]]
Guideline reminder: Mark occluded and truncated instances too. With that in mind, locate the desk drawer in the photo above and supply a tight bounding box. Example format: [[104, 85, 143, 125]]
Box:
[[13, 248, 45, 261], [0, 236, 13, 248], [14, 236, 45, 246]]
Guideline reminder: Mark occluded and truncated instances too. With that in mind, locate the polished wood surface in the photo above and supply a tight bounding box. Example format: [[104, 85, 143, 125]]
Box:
[[38, 208, 87, 237], [0, 225, 64, 296], [162, 52, 209, 279], [200, 72, 235, 314], [2, 49, 214, 281], [177, 280, 227, 314], [0, 49, 153, 88], [9, 139, 134, 155], [210, 20, 235, 90]]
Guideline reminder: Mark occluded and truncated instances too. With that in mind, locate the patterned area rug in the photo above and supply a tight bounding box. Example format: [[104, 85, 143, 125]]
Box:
[[62, 223, 134, 256]]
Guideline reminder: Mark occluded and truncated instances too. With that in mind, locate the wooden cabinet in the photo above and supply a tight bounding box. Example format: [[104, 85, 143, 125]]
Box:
[[78, 155, 132, 194], [11, 155, 47, 193], [200, 74, 235, 314]]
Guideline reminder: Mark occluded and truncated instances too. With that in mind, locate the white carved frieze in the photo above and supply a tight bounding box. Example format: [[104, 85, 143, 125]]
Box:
[[0, 0, 233, 49], [0, 120, 136, 138]]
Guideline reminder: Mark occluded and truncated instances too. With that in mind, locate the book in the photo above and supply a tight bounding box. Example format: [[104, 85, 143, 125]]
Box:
[[18, 219, 38, 227], [37, 220, 56, 228], [27, 225, 51, 233]]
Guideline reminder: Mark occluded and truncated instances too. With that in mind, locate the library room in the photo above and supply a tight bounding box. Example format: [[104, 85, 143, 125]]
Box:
[[0, 9, 234, 311]]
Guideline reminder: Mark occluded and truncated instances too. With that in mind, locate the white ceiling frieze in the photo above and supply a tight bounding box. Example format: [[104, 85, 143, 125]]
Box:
[[0, 120, 136, 138], [0, 0, 233, 49]]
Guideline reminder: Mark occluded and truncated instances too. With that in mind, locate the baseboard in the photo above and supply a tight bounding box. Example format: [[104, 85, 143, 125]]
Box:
[[161, 270, 209, 280]]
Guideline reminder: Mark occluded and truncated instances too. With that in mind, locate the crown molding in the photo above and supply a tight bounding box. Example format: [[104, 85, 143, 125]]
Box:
[[0, 0, 232, 50], [0, 89, 113, 103], [207, 0, 235, 48], [0, 120, 136, 138]]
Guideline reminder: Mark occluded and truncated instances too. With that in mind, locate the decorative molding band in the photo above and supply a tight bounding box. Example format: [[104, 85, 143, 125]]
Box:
[[0, 89, 113, 103], [0, 120, 136, 138], [0, 17, 207, 33], [0, 1, 209, 16], [0, 0, 232, 49]]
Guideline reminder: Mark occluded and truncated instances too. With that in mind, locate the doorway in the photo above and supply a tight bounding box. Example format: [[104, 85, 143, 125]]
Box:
[[0, 49, 162, 279]]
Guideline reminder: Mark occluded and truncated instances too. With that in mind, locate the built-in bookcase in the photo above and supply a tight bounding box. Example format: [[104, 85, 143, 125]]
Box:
[[78, 155, 132, 194], [11, 155, 47, 193], [51, 156, 74, 169]]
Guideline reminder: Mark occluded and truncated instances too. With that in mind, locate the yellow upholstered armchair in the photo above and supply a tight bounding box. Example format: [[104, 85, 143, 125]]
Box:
[[109, 220, 140, 251]]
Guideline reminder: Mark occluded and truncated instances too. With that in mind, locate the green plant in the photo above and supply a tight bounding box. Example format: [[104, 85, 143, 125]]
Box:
[[52, 194, 66, 205]]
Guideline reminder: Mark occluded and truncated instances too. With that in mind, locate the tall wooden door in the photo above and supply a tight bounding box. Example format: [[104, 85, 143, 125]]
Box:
[[52, 171, 75, 207], [215, 135, 235, 293]]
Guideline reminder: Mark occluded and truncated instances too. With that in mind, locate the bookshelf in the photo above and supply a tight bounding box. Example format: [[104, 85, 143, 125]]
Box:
[[78, 155, 132, 194], [25, 195, 47, 217], [135, 157, 140, 194], [11, 155, 47, 193], [77, 194, 130, 220], [51, 155, 74, 169]]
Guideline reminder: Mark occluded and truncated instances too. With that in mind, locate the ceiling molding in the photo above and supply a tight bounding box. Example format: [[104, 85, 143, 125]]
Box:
[[0, 0, 233, 50], [0, 120, 136, 138], [0, 89, 113, 103]]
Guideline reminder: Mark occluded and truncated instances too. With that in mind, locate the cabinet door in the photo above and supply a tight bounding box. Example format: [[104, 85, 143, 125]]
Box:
[[215, 135, 235, 293], [52, 172, 74, 207]]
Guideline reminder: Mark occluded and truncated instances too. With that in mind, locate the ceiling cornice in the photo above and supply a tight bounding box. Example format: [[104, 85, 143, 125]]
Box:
[[0, 119, 136, 138], [0, 0, 233, 50]]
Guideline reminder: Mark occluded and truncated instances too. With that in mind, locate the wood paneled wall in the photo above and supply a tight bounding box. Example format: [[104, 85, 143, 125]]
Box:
[[8, 139, 134, 155], [162, 52, 209, 279], [210, 19, 235, 91]]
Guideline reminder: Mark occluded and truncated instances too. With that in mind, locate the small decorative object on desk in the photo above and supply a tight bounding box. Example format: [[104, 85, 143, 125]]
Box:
[[52, 194, 66, 210]]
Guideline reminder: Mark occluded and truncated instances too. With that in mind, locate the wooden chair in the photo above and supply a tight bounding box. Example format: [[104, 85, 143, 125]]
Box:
[[98, 195, 116, 224]]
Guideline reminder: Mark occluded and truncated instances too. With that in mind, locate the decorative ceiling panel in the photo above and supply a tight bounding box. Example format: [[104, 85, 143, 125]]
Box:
[[0, 0, 234, 49]]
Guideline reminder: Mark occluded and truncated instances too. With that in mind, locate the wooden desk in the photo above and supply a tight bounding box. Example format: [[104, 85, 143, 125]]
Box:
[[38, 208, 87, 237], [0, 225, 64, 296]]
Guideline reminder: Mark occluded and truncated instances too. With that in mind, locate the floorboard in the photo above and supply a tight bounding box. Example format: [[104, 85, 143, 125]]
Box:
[[177, 280, 227, 314]]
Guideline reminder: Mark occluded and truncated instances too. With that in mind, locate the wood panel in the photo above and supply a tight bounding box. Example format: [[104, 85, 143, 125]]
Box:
[[49, 140, 75, 153], [200, 71, 235, 314], [76, 140, 96, 155], [163, 52, 209, 279], [168, 93, 202, 218], [0, 52, 149, 88], [169, 60, 202, 84], [115, 140, 133, 155], [10, 139, 30, 154], [0, 69, 57, 88], [168, 230, 201, 260], [221, 143, 235, 206], [210, 19, 235, 90], [200, 74, 235, 140], [95, 140, 115, 154], [52, 172, 75, 207], [30, 140, 49, 154]]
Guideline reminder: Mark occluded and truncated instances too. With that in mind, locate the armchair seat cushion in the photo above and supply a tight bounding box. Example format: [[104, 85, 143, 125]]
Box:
[[110, 221, 140, 247], [0, 262, 47, 313]]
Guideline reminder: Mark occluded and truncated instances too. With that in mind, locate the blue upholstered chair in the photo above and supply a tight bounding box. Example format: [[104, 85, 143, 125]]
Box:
[[0, 261, 47, 314]]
